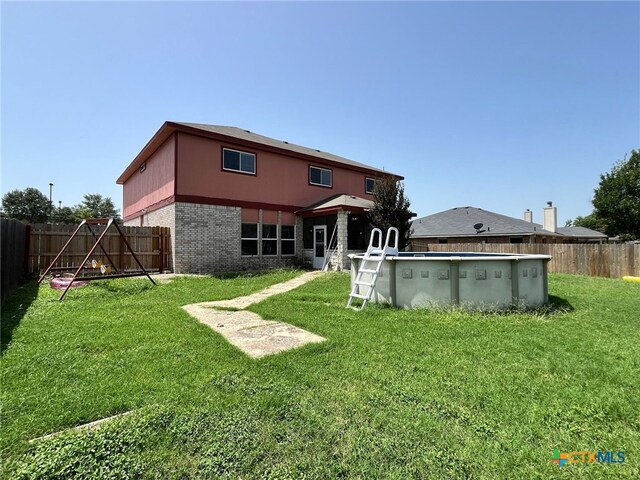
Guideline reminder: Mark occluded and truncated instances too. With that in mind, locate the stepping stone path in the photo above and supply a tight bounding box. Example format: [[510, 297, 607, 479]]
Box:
[[183, 271, 326, 358]]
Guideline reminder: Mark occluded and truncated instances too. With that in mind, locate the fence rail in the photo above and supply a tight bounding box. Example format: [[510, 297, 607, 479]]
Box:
[[28, 223, 171, 275], [409, 241, 639, 278]]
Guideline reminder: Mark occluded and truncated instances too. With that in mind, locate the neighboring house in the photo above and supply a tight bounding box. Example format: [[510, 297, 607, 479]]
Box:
[[411, 203, 607, 246], [117, 122, 401, 273]]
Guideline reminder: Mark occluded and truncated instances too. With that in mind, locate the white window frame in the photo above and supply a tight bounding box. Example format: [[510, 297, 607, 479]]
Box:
[[223, 148, 256, 175], [365, 177, 377, 194], [261, 224, 278, 257], [309, 165, 332, 187], [241, 223, 259, 256], [280, 225, 296, 256]]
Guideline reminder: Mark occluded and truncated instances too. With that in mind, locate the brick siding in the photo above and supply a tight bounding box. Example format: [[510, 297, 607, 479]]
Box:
[[127, 201, 304, 274]]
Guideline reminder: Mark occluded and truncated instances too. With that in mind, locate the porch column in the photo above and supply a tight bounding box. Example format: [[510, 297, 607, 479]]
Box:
[[336, 210, 349, 270]]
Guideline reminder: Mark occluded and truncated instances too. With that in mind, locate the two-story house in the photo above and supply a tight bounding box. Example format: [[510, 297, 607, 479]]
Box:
[[117, 122, 402, 273]]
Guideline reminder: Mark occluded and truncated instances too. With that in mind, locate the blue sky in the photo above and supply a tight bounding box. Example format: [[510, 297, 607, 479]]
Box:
[[2, 1, 638, 225]]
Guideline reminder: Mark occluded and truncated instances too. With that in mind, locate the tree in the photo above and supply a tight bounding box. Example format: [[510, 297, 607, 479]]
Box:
[[74, 194, 120, 220], [1, 187, 51, 223], [565, 213, 606, 232], [591, 150, 640, 240], [367, 176, 413, 250], [54, 206, 77, 224]]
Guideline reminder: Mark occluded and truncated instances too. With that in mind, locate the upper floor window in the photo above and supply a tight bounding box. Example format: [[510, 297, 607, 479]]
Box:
[[223, 148, 256, 175], [365, 177, 377, 194], [309, 166, 332, 187]]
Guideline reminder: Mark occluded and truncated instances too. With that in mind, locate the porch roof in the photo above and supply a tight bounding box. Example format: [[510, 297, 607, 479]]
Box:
[[296, 194, 373, 216]]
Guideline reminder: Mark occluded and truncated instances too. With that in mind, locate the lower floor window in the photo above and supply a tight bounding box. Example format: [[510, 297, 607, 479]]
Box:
[[242, 221, 296, 257], [281, 225, 295, 255], [241, 223, 258, 256], [262, 224, 278, 256]]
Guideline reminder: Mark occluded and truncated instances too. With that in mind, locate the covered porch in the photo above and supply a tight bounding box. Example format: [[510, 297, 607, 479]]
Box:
[[297, 194, 374, 271]]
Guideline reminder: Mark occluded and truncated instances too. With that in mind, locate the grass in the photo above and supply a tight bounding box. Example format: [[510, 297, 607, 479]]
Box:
[[1, 270, 639, 479]]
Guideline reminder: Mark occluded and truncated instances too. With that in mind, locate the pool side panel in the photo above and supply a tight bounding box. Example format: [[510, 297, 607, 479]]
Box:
[[514, 259, 546, 307], [458, 260, 513, 309], [394, 260, 453, 308]]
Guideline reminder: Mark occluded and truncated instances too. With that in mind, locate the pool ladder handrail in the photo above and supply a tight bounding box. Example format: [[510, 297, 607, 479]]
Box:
[[321, 223, 339, 272], [347, 227, 399, 310]]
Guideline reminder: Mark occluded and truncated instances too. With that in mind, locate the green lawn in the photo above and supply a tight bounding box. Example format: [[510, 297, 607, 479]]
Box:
[[1, 271, 638, 479]]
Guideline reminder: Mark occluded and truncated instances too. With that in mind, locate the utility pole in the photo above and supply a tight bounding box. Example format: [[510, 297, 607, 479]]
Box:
[[49, 183, 54, 223]]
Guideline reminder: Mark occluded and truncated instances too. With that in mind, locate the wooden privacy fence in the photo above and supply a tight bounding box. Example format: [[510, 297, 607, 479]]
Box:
[[1, 218, 30, 303], [28, 223, 171, 275], [409, 241, 639, 278]]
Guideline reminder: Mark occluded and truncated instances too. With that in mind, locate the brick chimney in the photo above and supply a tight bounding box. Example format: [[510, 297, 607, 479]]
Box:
[[543, 201, 557, 233]]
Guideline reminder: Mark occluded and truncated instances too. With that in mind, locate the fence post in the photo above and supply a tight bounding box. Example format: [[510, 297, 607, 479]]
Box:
[[119, 234, 125, 271], [24, 224, 31, 277], [1, 219, 29, 303], [158, 228, 164, 273]]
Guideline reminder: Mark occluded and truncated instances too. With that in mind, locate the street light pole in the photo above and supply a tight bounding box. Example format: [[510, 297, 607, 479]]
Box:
[[49, 183, 54, 223]]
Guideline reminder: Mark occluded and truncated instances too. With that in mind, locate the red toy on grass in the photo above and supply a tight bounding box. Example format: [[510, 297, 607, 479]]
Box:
[[50, 276, 89, 290]]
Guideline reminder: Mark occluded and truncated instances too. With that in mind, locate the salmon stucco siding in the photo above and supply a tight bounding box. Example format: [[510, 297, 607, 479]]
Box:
[[175, 132, 374, 211], [123, 134, 175, 219]]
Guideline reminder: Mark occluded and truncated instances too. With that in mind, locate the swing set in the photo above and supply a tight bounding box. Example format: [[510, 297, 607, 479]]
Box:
[[38, 218, 156, 300]]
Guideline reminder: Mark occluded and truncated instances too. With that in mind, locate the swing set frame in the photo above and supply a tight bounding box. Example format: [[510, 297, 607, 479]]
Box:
[[37, 218, 156, 300]]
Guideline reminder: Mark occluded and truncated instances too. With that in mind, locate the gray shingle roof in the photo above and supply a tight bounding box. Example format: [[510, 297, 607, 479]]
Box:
[[556, 226, 608, 238], [411, 206, 559, 238]]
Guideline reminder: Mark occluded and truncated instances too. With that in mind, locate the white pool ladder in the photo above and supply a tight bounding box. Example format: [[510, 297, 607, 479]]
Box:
[[347, 227, 399, 310]]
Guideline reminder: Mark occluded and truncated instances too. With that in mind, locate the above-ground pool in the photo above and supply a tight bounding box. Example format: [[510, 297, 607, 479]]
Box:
[[349, 252, 552, 310]]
